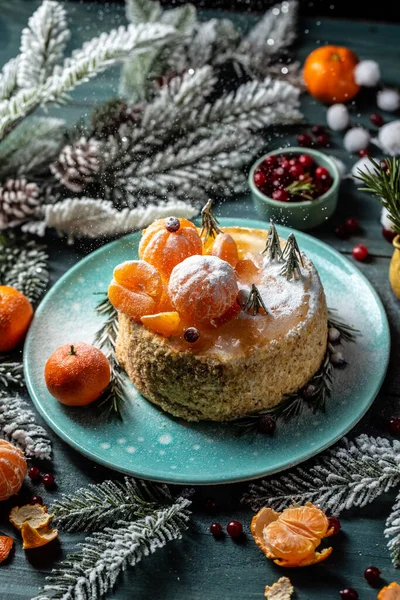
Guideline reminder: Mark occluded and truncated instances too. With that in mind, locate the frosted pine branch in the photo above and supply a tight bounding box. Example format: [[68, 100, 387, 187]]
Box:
[[0, 57, 21, 101], [0, 233, 49, 303], [385, 490, 400, 567], [0, 362, 24, 391], [52, 477, 177, 532], [33, 497, 191, 600], [241, 0, 298, 58], [125, 0, 163, 25], [0, 394, 52, 460], [242, 435, 400, 516], [18, 0, 70, 88]]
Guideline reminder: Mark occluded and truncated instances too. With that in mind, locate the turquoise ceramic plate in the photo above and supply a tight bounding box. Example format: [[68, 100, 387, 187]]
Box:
[[24, 219, 390, 485]]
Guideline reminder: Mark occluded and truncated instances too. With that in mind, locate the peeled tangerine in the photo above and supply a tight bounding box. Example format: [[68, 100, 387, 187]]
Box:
[[378, 583, 400, 600], [0, 440, 27, 501], [251, 503, 334, 568], [108, 260, 162, 321], [0, 536, 13, 564], [140, 312, 181, 337]]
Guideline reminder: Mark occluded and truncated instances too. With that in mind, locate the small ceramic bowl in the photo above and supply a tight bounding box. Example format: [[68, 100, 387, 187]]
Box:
[[249, 147, 340, 230]]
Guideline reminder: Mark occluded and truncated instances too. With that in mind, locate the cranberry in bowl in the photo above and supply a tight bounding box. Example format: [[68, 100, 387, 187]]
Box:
[[249, 147, 340, 230]]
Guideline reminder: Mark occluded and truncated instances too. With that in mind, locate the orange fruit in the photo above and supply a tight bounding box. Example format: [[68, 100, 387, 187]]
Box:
[[251, 503, 333, 568], [21, 522, 58, 550], [303, 46, 360, 104], [0, 536, 13, 563], [141, 311, 181, 337], [108, 260, 163, 321], [44, 342, 111, 406], [156, 281, 174, 312], [378, 583, 400, 600], [235, 259, 260, 285], [0, 440, 27, 501], [0, 285, 33, 352], [209, 233, 239, 268], [211, 300, 242, 328], [168, 255, 238, 324], [139, 217, 203, 279]]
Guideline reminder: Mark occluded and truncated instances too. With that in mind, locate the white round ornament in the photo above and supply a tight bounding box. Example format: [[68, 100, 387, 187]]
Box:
[[326, 104, 350, 131], [376, 120, 400, 156], [343, 127, 371, 154], [377, 89, 400, 112], [354, 60, 381, 87]]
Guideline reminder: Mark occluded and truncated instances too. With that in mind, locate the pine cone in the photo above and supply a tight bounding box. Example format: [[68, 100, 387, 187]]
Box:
[[90, 99, 143, 139], [50, 137, 101, 193], [0, 179, 40, 228]]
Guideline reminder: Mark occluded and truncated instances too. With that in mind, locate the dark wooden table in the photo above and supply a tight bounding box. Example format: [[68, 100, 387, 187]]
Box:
[[0, 2, 399, 598]]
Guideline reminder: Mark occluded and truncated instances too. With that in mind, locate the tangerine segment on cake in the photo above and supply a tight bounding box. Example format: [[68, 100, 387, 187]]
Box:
[[110, 217, 328, 422]]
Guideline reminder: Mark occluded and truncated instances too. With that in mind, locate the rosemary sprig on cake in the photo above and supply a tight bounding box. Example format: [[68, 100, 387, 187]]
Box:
[[237, 284, 269, 316], [200, 199, 222, 243], [280, 233, 304, 280], [262, 220, 283, 261]]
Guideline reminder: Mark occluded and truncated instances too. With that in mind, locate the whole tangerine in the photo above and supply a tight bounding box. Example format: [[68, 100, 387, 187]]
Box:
[[45, 342, 111, 406], [303, 46, 360, 104], [0, 286, 33, 352]]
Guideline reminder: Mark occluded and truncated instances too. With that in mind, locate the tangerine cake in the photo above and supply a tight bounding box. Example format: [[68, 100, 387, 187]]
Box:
[[109, 207, 328, 422]]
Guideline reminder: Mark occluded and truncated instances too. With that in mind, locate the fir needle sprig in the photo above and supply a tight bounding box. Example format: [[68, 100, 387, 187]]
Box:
[[239, 283, 269, 316], [200, 199, 222, 243], [262, 220, 283, 261], [356, 156, 400, 234], [93, 295, 127, 420], [279, 233, 304, 280]]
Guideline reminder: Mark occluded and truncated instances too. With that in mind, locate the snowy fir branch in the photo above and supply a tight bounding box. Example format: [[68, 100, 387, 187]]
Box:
[[51, 477, 178, 532], [0, 361, 24, 392], [17, 0, 70, 89], [242, 435, 400, 516], [0, 232, 49, 303], [385, 491, 400, 567], [33, 496, 191, 600], [0, 394, 52, 460], [0, 57, 21, 102]]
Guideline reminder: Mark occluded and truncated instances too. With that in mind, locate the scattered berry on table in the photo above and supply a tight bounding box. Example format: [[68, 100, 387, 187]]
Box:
[[335, 224, 349, 239], [42, 473, 55, 489], [364, 566, 381, 584], [272, 189, 289, 202], [388, 417, 400, 436], [326, 103, 350, 131], [258, 415, 276, 435], [311, 125, 325, 135], [28, 467, 41, 482], [352, 244, 369, 261], [328, 516, 341, 535], [339, 588, 359, 600], [297, 133, 313, 147], [254, 171, 266, 187], [205, 498, 218, 514], [382, 228, 396, 243], [346, 218, 359, 234], [165, 216, 181, 233], [210, 523, 223, 537], [30, 495, 43, 505], [298, 154, 314, 169], [226, 520, 243, 538], [358, 148, 370, 158], [370, 113, 384, 128], [184, 327, 200, 343], [315, 133, 330, 147]]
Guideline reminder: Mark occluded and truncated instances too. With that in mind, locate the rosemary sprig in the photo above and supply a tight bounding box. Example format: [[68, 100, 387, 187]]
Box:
[[355, 156, 400, 235], [285, 175, 316, 201], [239, 283, 269, 316], [93, 295, 127, 420], [262, 220, 283, 261], [200, 199, 222, 243], [328, 309, 360, 342], [279, 233, 304, 280]]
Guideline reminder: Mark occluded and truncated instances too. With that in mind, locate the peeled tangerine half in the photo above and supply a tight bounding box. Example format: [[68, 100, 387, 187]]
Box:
[[251, 502, 334, 568], [378, 583, 400, 600], [10, 504, 52, 531], [21, 522, 58, 550], [140, 311, 181, 337]]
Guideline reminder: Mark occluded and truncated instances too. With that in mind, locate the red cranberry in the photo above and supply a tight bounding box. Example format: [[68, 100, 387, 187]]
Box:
[[280, 159, 291, 171], [205, 498, 218, 514], [289, 158, 298, 166], [388, 417, 400, 436], [315, 133, 330, 147], [328, 516, 341, 535], [315, 166, 330, 179], [339, 589, 358, 600], [382, 227, 396, 243], [359, 148, 370, 158], [311, 124, 325, 135], [254, 171, 267, 187], [28, 466, 41, 482], [42, 473, 55, 489], [263, 155, 279, 169], [165, 217, 180, 233], [298, 154, 314, 169], [380, 160, 390, 174], [226, 520, 243, 538], [364, 566, 381, 584], [297, 133, 313, 147], [345, 218, 359, 234], [289, 164, 305, 178], [272, 189, 289, 202], [272, 179, 283, 189], [352, 244, 369, 261], [210, 522, 223, 537], [184, 327, 200, 343], [258, 415, 276, 434], [30, 495, 43, 505], [370, 113, 384, 127], [273, 167, 285, 179]]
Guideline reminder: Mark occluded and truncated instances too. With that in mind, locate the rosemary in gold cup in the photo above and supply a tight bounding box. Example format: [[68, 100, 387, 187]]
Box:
[[356, 157, 400, 299]]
